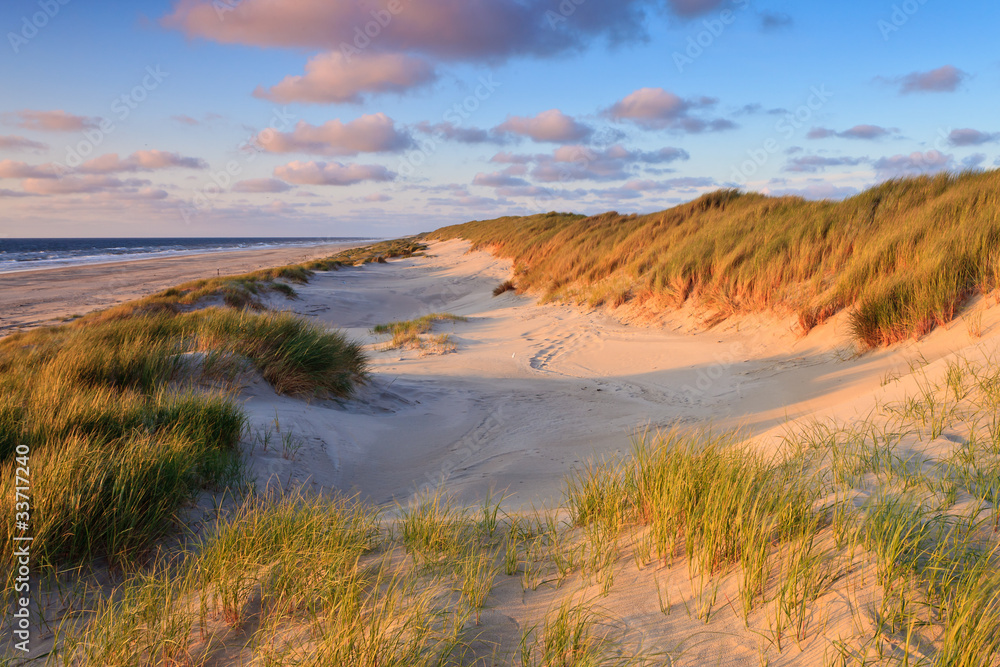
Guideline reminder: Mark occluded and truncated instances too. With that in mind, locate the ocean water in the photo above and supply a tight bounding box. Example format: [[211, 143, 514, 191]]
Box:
[[0, 237, 374, 275]]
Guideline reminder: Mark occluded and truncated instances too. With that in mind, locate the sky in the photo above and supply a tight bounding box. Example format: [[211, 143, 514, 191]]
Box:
[[0, 0, 997, 238]]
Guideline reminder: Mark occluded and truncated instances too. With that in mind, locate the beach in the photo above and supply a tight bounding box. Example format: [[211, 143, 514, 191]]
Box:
[[224, 238, 996, 510], [8, 236, 1000, 664], [0, 241, 363, 333]]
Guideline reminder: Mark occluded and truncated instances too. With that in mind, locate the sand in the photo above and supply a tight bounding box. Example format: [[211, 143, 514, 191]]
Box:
[[17, 238, 1000, 663], [236, 239, 994, 510], [0, 241, 363, 333]]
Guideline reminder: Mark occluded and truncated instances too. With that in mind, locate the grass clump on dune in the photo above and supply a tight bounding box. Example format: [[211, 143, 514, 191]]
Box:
[[372, 312, 467, 353], [305, 238, 427, 270], [0, 306, 366, 574], [428, 170, 1000, 347]]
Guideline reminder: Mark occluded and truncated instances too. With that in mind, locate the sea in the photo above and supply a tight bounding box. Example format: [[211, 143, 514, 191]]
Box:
[[0, 237, 376, 275]]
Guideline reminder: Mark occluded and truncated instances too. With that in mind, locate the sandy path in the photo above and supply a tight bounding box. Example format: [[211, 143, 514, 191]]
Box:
[[244, 239, 998, 511], [0, 242, 363, 333]]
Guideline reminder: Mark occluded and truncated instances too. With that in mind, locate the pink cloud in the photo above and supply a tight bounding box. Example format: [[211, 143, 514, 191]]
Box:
[[255, 52, 436, 104], [0, 160, 61, 179], [494, 109, 592, 143], [873, 150, 953, 177], [415, 121, 497, 144], [947, 128, 999, 147], [604, 88, 735, 132], [897, 65, 968, 94], [22, 175, 133, 195], [3, 110, 101, 132], [161, 0, 653, 60], [0, 135, 49, 152], [258, 114, 412, 156], [473, 171, 529, 188], [274, 160, 394, 186], [78, 150, 207, 174], [232, 178, 293, 193]]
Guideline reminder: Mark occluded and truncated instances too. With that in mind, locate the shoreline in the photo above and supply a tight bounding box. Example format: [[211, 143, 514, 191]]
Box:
[[0, 241, 364, 333]]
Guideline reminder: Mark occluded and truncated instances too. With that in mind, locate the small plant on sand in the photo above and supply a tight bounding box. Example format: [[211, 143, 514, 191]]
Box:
[[372, 312, 467, 353], [493, 280, 516, 296]]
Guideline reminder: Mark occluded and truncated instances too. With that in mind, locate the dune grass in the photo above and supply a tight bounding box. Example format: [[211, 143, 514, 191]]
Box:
[[372, 312, 468, 353], [304, 238, 427, 271], [0, 307, 366, 577], [0, 238, 424, 580], [493, 280, 516, 297], [427, 170, 1000, 347], [43, 351, 1000, 663]]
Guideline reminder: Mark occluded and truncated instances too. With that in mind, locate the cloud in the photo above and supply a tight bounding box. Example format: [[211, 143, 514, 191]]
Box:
[[415, 121, 500, 144], [3, 110, 101, 132], [494, 109, 593, 143], [78, 150, 207, 174], [593, 177, 716, 200], [808, 125, 895, 141], [274, 160, 394, 186], [947, 128, 999, 147], [0, 160, 61, 179], [0, 135, 49, 152], [21, 175, 139, 195], [784, 155, 868, 173], [487, 144, 690, 184], [873, 150, 953, 177], [171, 112, 223, 126], [473, 171, 530, 188], [363, 193, 392, 202], [665, 0, 726, 17], [759, 11, 793, 30], [258, 114, 412, 156], [604, 88, 735, 132], [532, 144, 688, 182], [254, 52, 436, 104], [962, 153, 987, 169], [232, 178, 293, 193], [162, 0, 655, 59], [891, 65, 968, 94]]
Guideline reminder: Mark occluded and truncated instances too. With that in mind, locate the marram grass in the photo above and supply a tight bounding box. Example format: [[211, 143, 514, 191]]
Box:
[[428, 170, 1000, 347]]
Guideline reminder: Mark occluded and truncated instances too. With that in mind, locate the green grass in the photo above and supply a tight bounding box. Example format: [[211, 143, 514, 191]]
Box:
[[0, 307, 366, 576], [426, 170, 1000, 347], [304, 238, 427, 270], [40, 363, 1000, 663], [0, 238, 421, 582], [372, 312, 468, 353]]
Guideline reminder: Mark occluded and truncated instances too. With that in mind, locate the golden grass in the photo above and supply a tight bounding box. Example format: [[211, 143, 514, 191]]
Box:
[[427, 170, 1000, 347]]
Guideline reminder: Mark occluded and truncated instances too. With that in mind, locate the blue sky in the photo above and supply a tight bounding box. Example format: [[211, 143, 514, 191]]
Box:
[[0, 0, 997, 237]]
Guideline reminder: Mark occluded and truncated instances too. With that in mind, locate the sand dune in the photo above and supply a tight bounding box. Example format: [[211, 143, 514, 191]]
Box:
[[244, 239, 996, 512]]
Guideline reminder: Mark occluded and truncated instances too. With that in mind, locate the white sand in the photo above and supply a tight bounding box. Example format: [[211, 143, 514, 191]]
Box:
[[229, 239, 1000, 663], [244, 239, 998, 510]]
